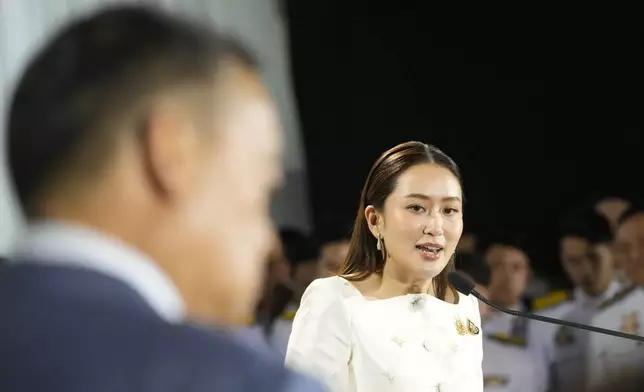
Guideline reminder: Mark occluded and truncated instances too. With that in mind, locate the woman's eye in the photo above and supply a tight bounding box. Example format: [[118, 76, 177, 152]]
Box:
[[407, 204, 425, 213], [443, 208, 459, 215]]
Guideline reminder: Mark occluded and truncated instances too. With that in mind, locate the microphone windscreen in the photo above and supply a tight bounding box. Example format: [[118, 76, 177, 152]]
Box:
[[448, 271, 476, 295]]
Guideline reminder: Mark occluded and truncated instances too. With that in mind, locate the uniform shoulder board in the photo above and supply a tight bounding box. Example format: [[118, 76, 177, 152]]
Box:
[[281, 309, 297, 321], [487, 332, 527, 347], [598, 284, 637, 310], [484, 376, 509, 387], [532, 290, 569, 311]]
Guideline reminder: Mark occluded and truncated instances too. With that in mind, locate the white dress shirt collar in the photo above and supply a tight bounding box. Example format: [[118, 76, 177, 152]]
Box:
[[10, 220, 185, 323], [573, 280, 622, 309]]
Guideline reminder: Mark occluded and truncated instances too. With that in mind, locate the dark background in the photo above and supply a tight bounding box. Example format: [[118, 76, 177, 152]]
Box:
[[284, 2, 642, 279]]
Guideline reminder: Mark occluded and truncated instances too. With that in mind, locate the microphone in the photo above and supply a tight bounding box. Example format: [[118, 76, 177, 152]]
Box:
[[447, 271, 644, 343]]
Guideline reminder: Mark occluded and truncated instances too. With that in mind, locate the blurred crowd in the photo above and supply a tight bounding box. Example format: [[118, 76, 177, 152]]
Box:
[[253, 195, 644, 391], [251, 222, 352, 356]]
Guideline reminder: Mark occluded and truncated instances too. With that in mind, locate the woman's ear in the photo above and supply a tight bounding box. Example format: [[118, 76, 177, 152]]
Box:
[[364, 205, 380, 238]]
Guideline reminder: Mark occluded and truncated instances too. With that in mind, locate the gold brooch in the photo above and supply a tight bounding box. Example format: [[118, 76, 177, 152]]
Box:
[[455, 319, 467, 335], [467, 318, 480, 335], [390, 336, 405, 347]]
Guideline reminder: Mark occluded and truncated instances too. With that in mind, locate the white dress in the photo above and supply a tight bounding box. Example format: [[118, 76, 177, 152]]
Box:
[[285, 276, 483, 392]]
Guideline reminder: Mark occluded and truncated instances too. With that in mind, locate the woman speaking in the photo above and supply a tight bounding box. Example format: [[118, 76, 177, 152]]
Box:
[[285, 142, 483, 391]]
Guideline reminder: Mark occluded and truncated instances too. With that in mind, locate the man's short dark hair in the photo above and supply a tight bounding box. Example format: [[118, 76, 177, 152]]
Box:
[[483, 231, 529, 256], [6, 5, 257, 217], [559, 210, 613, 245]]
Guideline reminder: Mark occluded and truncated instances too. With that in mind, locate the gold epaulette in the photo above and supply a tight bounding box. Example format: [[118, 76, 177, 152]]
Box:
[[281, 309, 297, 321], [532, 290, 569, 311], [599, 285, 637, 310], [484, 376, 509, 387], [487, 332, 527, 347]]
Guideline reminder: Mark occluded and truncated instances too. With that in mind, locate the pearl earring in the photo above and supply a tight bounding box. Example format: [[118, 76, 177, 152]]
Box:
[[376, 234, 382, 251]]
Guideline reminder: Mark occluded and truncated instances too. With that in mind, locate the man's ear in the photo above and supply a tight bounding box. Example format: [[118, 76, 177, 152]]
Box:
[[141, 102, 199, 200]]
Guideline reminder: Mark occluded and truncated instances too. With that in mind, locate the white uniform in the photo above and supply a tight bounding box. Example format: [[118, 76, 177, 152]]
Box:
[[482, 333, 546, 392], [529, 282, 622, 392], [586, 286, 644, 390], [484, 302, 530, 339], [286, 276, 484, 392], [480, 300, 546, 392]]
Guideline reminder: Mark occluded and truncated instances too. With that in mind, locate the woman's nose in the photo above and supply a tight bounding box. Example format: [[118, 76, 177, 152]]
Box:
[[423, 213, 444, 236]]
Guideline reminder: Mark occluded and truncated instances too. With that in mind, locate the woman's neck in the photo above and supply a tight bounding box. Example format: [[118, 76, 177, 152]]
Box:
[[367, 262, 434, 299]]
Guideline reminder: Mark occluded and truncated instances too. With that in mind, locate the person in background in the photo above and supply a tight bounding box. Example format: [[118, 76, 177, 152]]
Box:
[[593, 195, 632, 284], [483, 238, 533, 339], [280, 229, 321, 306], [612, 203, 644, 286], [246, 232, 291, 351], [529, 210, 621, 392], [253, 232, 291, 328], [267, 229, 320, 357], [588, 373, 644, 392], [266, 232, 292, 301], [457, 230, 479, 256], [315, 222, 351, 278], [455, 228, 486, 284], [587, 204, 644, 390], [524, 273, 552, 300], [459, 267, 546, 392], [0, 6, 322, 392]]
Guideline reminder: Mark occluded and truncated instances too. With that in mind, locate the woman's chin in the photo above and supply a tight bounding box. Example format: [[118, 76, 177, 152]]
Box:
[[415, 261, 445, 280]]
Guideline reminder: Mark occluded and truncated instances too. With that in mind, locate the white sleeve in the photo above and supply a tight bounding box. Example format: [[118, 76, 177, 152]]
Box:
[[285, 279, 352, 392]]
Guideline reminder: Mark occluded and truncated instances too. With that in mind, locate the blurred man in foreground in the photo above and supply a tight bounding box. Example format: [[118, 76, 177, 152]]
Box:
[[0, 6, 322, 392]]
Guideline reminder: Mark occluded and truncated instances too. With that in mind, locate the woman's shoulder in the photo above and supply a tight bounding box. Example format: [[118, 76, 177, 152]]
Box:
[[302, 276, 361, 303], [296, 277, 359, 324]]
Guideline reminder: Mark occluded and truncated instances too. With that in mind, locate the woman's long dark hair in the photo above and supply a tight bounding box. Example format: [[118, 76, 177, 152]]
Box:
[[339, 141, 463, 301]]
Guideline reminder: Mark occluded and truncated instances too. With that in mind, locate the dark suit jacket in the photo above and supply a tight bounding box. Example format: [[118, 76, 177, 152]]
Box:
[[0, 262, 323, 392]]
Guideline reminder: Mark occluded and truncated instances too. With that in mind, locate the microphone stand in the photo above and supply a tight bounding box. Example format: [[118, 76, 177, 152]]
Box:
[[472, 290, 644, 343]]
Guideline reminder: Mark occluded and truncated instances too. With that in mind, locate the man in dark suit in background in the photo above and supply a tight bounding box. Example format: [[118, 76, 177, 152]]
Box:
[[0, 5, 322, 392]]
